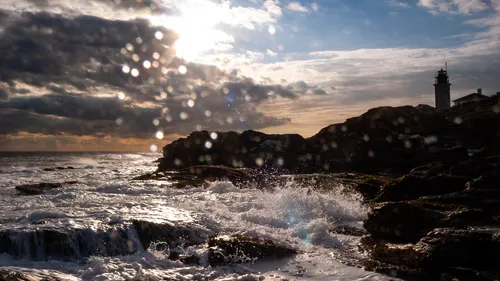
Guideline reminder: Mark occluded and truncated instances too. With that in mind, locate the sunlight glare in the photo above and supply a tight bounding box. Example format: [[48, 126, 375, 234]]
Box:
[[150, 1, 235, 61]]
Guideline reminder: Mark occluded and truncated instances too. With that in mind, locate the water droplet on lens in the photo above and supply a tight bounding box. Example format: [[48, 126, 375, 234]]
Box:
[[268, 25, 276, 35], [155, 31, 163, 40], [205, 141, 212, 149], [156, 131, 164, 139], [178, 65, 187, 74]]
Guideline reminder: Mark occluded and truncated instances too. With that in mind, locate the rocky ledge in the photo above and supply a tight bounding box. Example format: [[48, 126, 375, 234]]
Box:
[[146, 95, 500, 280], [156, 95, 500, 175], [359, 152, 500, 280]]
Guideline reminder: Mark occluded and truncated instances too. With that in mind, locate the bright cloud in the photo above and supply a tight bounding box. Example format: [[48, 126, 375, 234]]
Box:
[[287, 1, 309, 12], [418, 0, 490, 14]]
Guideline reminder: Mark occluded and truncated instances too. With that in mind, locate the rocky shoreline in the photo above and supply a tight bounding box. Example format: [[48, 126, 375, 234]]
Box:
[[148, 95, 500, 280], [4, 95, 499, 280]]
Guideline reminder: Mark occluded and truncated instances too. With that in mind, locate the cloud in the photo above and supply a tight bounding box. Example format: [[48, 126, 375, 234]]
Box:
[[417, 0, 490, 14], [235, 29, 500, 106], [0, 83, 8, 100], [387, 0, 410, 8], [264, 0, 282, 16], [287, 1, 309, 12], [0, 9, 312, 140], [311, 3, 319, 12], [266, 49, 278, 56]]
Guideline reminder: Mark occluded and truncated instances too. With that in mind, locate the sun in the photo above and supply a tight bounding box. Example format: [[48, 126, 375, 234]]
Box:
[[150, 1, 235, 62]]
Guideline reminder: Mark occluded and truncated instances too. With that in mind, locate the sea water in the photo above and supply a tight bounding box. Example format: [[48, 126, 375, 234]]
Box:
[[0, 152, 398, 281]]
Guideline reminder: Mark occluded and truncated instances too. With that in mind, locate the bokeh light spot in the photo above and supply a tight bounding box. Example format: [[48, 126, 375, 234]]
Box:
[[156, 131, 164, 139]]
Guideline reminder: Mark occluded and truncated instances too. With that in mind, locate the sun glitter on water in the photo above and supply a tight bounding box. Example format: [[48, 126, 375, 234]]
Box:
[[150, 1, 235, 61]]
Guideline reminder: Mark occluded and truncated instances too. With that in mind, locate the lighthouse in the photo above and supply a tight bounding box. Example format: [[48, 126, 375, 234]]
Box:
[[434, 66, 451, 110]]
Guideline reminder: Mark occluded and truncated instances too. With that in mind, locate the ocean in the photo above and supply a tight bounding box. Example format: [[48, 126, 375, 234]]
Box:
[[0, 152, 397, 281]]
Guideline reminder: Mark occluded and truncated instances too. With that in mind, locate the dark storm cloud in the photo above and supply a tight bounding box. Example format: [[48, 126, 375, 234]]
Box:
[[23, 0, 176, 15], [0, 84, 8, 100], [0, 9, 299, 138]]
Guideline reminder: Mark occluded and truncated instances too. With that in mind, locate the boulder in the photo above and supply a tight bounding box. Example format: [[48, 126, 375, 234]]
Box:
[[158, 130, 310, 173], [374, 174, 470, 202], [330, 224, 367, 236], [154, 95, 499, 175], [0, 269, 65, 281], [131, 220, 210, 250], [132, 165, 262, 188], [14, 181, 78, 195], [207, 235, 297, 266], [0, 220, 211, 262], [364, 202, 445, 243], [361, 228, 500, 280]]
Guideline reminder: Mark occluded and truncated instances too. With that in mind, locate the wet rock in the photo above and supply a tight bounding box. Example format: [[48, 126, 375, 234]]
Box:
[[374, 174, 470, 202], [15, 183, 63, 195], [154, 95, 500, 175], [330, 225, 367, 236], [364, 202, 445, 243], [0, 220, 211, 262], [0, 227, 133, 261], [158, 130, 308, 173], [361, 228, 500, 280], [207, 235, 297, 266], [15, 181, 78, 195], [0, 269, 65, 281], [439, 268, 500, 281], [167, 250, 200, 265], [43, 166, 76, 171], [133, 165, 263, 188], [465, 174, 500, 190], [415, 228, 500, 271], [132, 220, 211, 250]]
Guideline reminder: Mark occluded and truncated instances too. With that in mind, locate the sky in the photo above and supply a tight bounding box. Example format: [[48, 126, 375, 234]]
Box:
[[0, 0, 499, 151]]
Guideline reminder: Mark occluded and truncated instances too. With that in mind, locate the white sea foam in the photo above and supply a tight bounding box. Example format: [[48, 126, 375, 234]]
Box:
[[0, 153, 400, 281]]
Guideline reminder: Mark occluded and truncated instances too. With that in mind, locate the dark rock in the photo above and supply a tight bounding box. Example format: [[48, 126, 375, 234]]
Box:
[[0, 269, 65, 281], [15, 183, 63, 195], [374, 174, 470, 202], [0, 220, 211, 262], [15, 181, 78, 195], [207, 234, 297, 266], [0, 227, 133, 261], [43, 166, 76, 172], [330, 225, 367, 236], [159, 130, 309, 173], [439, 268, 500, 281], [131, 220, 211, 250], [154, 95, 499, 175], [133, 165, 262, 188], [167, 250, 200, 265], [364, 202, 445, 243], [361, 228, 500, 280], [466, 174, 500, 190], [415, 228, 500, 272]]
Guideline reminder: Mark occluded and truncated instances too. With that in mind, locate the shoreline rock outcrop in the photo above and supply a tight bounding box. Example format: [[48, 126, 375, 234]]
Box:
[[146, 95, 500, 280], [360, 151, 500, 280], [156, 95, 500, 176]]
